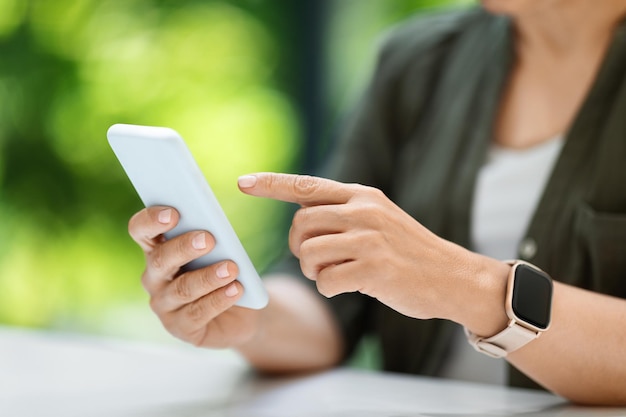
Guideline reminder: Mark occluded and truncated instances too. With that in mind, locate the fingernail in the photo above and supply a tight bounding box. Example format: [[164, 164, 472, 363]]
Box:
[[158, 209, 172, 224], [192, 233, 207, 250], [238, 175, 257, 188], [216, 263, 230, 278], [225, 283, 239, 297]]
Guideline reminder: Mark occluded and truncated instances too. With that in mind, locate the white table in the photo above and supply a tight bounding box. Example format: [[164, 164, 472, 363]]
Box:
[[1, 326, 625, 416]]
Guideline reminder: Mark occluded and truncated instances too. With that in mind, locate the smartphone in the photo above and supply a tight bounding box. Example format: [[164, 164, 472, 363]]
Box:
[[107, 123, 269, 309]]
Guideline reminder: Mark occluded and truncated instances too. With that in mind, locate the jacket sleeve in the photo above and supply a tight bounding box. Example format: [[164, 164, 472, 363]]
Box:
[[271, 8, 479, 363]]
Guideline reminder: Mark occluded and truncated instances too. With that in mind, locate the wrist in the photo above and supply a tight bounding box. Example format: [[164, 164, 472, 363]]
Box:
[[235, 290, 274, 355], [449, 254, 510, 337], [465, 260, 554, 357], [236, 275, 343, 372]]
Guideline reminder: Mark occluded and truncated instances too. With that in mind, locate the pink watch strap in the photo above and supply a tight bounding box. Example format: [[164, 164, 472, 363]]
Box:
[[465, 319, 541, 358]]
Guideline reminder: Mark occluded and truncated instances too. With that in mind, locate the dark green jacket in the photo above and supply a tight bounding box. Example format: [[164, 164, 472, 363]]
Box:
[[283, 7, 626, 390]]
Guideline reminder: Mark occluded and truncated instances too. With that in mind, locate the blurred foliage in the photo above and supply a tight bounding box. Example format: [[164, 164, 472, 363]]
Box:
[[325, 0, 474, 123], [0, 0, 300, 334], [0, 0, 472, 339]]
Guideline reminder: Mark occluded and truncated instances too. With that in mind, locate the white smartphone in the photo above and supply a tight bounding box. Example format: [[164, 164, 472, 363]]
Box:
[[107, 123, 269, 309]]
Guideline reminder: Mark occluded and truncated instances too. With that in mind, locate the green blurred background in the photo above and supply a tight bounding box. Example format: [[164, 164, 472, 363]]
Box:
[[0, 0, 471, 341]]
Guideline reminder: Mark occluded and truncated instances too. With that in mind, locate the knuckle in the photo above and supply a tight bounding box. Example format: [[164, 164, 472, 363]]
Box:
[[127, 212, 140, 236], [150, 246, 167, 272], [176, 235, 192, 257], [293, 175, 319, 199], [354, 187, 387, 209], [316, 277, 336, 298], [172, 275, 193, 301], [198, 267, 215, 288], [343, 203, 361, 219], [300, 234, 314, 254], [298, 255, 317, 281], [127, 209, 148, 241], [360, 185, 384, 199], [289, 209, 309, 251], [292, 207, 309, 225], [369, 186, 385, 198], [348, 200, 385, 228], [192, 268, 217, 296], [203, 292, 229, 320], [186, 299, 208, 324], [299, 238, 314, 260]]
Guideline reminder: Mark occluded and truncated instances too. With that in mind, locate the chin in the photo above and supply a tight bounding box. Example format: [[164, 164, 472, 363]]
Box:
[[479, 0, 535, 16]]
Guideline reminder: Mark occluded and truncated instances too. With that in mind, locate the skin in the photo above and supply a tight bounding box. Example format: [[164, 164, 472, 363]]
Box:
[[241, 173, 626, 406], [129, 206, 343, 371], [487, 0, 626, 149], [127, 0, 626, 406]]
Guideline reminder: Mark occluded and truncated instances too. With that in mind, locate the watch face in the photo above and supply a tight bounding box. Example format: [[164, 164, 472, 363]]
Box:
[[511, 264, 553, 330]]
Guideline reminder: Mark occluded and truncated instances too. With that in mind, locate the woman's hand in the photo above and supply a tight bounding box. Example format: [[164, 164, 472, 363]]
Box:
[[128, 206, 262, 348], [238, 173, 509, 333]]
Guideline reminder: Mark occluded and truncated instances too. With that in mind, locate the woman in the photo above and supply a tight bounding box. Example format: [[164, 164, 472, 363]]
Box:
[[128, 0, 626, 405]]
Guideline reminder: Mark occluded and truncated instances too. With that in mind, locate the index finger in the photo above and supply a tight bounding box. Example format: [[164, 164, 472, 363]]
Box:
[[238, 173, 357, 206]]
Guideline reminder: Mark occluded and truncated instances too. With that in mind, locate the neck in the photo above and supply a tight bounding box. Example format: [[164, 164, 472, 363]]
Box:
[[513, 0, 626, 57]]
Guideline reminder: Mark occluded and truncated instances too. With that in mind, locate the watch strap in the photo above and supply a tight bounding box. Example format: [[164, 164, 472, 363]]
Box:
[[464, 320, 540, 358], [464, 260, 547, 358]]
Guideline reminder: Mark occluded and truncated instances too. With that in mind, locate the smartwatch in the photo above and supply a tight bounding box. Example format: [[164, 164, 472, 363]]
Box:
[[465, 260, 553, 358]]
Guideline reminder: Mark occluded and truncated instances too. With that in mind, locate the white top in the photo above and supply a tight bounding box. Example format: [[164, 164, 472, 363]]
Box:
[[471, 136, 565, 260], [438, 136, 565, 385]]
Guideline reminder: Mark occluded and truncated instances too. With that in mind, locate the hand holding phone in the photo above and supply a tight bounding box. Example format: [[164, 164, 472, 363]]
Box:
[[107, 123, 268, 310]]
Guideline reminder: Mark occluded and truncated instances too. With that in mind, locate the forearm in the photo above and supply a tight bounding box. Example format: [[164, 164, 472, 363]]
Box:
[[236, 274, 344, 374], [507, 282, 626, 405], [450, 254, 626, 405], [237, 173, 626, 402]]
